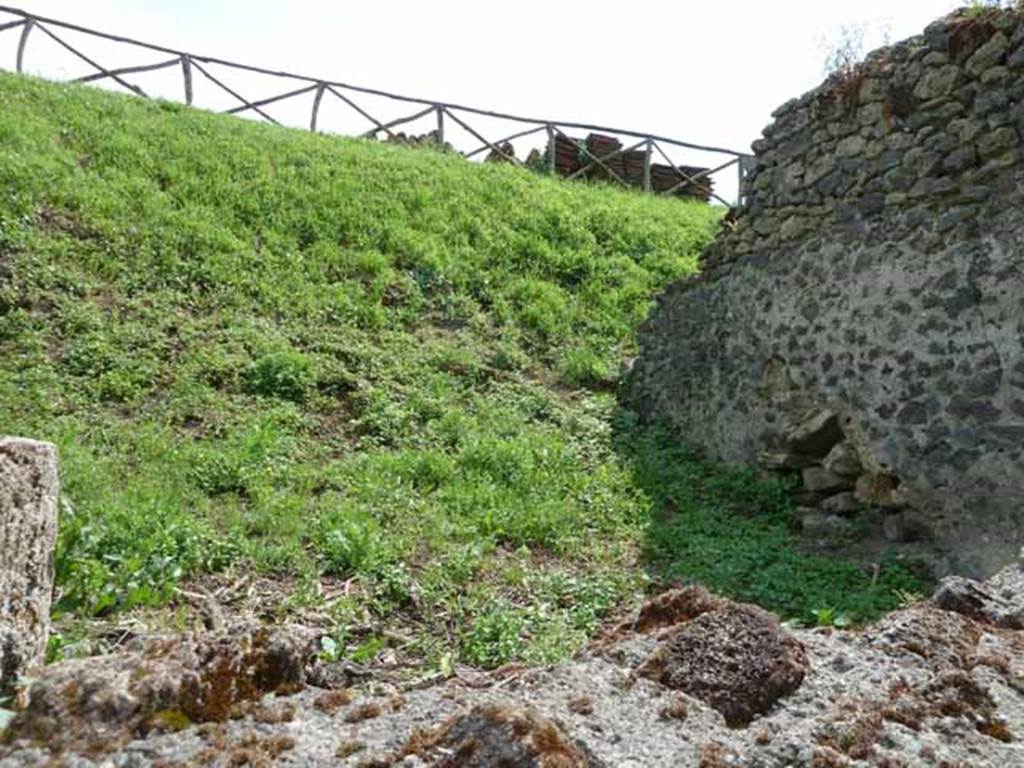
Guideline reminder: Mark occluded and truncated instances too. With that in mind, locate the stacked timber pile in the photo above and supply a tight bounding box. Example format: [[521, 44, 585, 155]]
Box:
[[383, 130, 453, 152], [484, 142, 516, 163], [552, 133, 713, 200], [377, 129, 712, 200]]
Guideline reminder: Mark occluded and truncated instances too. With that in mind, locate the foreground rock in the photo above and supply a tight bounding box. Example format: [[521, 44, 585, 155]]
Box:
[[638, 602, 807, 726], [4, 576, 1024, 767], [398, 705, 605, 767], [0, 438, 59, 696], [933, 572, 1024, 629], [5, 623, 316, 753]]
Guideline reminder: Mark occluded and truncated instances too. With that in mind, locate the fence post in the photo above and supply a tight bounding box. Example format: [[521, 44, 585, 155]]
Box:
[[737, 158, 743, 207], [643, 138, 653, 193], [546, 124, 556, 176], [16, 18, 34, 74], [435, 105, 444, 150], [737, 155, 752, 207], [310, 82, 325, 132], [180, 55, 193, 106]]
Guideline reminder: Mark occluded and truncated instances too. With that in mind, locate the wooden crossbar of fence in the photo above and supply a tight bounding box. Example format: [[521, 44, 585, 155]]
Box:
[[0, 4, 753, 205]]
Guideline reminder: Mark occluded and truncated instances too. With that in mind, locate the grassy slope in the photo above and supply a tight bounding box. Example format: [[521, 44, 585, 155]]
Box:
[[0, 73, 918, 669]]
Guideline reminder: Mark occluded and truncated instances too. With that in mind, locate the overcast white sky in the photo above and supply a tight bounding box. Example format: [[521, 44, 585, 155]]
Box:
[[1, 1, 966, 201]]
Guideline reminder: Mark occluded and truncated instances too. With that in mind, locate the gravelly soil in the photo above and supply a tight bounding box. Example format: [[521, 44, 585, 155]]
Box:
[[4, 568, 1024, 767]]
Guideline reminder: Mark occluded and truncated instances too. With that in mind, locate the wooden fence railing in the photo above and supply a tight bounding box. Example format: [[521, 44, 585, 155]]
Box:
[[0, 6, 752, 206]]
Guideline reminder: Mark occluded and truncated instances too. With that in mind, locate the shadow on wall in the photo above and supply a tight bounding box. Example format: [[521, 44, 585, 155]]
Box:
[[609, 409, 923, 625]]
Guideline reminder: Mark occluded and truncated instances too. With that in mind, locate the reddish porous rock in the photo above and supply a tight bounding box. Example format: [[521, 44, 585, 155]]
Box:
[[400, 704, 605, 767], [632, 585, 726, 634], [7, 623, 316, 752], [640, 603, 807, 726], [593, 585, 726, 650]]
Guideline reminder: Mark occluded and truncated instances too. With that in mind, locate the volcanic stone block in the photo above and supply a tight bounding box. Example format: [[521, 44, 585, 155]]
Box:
[[820, 491, 861, 515], [757, 450, 817, 470], [803, 466, 855, 493], [786, 410, 843, 458], [822, 442, 865, 478], [855, 472, 904, 508], [11, 623, 317, 749], [0, 437, 59, 695]]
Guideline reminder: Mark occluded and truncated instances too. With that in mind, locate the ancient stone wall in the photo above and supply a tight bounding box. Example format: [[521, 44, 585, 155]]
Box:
[[630, 8, 1024, 578]]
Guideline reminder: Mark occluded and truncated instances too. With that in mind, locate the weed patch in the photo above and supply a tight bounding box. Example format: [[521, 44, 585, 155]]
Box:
[[0, 72, 919, 669]]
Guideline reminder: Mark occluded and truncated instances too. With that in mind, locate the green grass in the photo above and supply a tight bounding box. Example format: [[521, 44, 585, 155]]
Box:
[[0, 73, 920, 671]]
